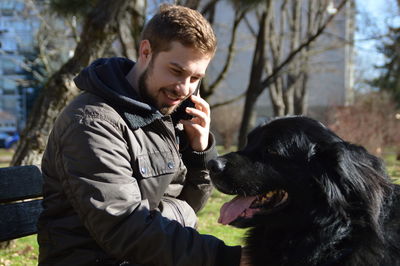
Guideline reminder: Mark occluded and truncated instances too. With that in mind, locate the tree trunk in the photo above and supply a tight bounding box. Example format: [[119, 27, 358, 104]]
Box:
[[202, 8, 245, 100], [237, 0, 347, 148], [269, 81, 286, 116], [294, 72, 309, 114], [238, 93, 259, 149], [11, 0, 136, 166], [118, 0, 145, 60], [178, 0, 201, 10], [237, 10, 268, 149]]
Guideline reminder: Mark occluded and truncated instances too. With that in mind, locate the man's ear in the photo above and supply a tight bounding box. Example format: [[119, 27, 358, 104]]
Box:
[[139, 40, 152, 63]]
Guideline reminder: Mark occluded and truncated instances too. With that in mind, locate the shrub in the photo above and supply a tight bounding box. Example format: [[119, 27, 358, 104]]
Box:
[[326, 91, 400, 156], [211, 103, 243, 151]]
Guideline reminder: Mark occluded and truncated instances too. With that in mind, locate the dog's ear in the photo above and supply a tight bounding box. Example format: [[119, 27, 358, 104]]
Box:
[[309, 143, 349, 215], [311, 142, 391, 222]]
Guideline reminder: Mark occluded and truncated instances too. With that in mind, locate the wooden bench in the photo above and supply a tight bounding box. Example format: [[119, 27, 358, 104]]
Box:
[[0, 165, 43, 242]]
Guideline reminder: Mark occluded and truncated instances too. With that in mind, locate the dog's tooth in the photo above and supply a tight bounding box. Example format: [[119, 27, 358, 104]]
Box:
[[266, 191, 274, 198], [262, 194, 272, 203], [261, 197, 267, 203], [267, 191, 277, 198]]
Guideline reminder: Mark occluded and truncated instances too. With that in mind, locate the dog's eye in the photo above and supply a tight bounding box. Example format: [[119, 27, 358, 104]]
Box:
[[267, 149, 279, 156]]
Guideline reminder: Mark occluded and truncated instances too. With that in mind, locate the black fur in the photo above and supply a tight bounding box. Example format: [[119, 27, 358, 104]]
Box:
[[208, 116, 400, 266]]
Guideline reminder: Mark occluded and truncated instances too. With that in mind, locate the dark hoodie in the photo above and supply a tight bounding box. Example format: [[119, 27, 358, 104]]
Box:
[[74, 57, 163, 129], [38, 57, 241, 266]]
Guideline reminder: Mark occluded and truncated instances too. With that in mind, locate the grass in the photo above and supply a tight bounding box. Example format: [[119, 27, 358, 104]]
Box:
[[383, 150, 400, 184], [0, 236, 38, 266], [0, 149, 13, 168], [0, 147, 399, 265], [197, 190, 247, 246]]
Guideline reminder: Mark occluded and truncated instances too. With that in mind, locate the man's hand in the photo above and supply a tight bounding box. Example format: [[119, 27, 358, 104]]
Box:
[[179, 94, 210, 152]]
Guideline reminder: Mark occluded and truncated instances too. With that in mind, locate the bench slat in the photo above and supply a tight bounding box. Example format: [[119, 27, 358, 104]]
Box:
[[0, 165, 43, 203], [0, 199, 43, 242]]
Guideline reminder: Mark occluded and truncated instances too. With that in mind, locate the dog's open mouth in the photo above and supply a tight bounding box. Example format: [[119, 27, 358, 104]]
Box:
[[218, 190, 288, 225]]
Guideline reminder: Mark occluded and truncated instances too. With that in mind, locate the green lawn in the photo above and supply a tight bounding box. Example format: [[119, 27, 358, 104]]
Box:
[[0, 235, 38, 266], [0, 149, 12, 168], [384, 151, 400, 184], [197, 190, 247, 246]]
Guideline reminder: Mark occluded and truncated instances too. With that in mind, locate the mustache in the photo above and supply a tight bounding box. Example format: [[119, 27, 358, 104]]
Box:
[[161, 87, 188, 100]]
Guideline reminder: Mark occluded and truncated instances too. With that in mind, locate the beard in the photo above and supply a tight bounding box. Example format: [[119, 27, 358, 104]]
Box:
[[138, 65, 184, 116]]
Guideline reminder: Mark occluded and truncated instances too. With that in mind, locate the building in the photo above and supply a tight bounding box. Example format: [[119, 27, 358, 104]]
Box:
[[0, 0, 39, 134]]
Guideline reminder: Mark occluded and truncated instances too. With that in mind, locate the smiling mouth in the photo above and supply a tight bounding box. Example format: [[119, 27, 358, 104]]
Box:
[[163, 90, 185, 105], [218, 190, 289, 225]]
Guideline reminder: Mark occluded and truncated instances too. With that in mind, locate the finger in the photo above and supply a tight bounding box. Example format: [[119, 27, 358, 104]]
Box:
[[190, 95, 210, 116], [179, 119, 203, 132], [185, 107, 209, 127]]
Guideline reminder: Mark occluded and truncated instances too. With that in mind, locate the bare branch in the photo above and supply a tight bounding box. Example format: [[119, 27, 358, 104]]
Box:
[[260, 0, 349, 89], [244, 15, 257, 37], [208, 9, 246, 92], [210, 92, 245, 109]]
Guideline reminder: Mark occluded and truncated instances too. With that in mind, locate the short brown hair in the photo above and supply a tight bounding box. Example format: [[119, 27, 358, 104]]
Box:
[[141, 4, 217, 57]]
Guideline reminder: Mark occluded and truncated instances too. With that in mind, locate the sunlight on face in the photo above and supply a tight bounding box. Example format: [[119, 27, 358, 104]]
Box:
[[138, 41, 211, 115]]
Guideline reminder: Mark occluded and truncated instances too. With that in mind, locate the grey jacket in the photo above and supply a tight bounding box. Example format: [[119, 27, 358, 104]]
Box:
[[37, 58, 241, 266]]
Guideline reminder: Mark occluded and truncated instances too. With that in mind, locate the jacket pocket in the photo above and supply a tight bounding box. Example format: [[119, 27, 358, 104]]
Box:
[[136, 151, 179, 178]]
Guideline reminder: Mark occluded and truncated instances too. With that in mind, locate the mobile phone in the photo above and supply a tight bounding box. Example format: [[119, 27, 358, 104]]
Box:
[[171, 80, 201, 122]]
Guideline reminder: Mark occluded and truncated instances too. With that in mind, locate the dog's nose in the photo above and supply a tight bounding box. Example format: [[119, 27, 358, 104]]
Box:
[[207, 158, 226, 174]]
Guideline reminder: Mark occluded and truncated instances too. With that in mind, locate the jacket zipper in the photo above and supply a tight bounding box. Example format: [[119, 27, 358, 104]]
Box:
[[157, 119, 188, 226], [157, 119, 181, 159]]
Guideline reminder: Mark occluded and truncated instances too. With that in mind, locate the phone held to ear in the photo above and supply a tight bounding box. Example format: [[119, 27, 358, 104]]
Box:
[[174, 96, 196, 120], [171, 81, 200, 122]]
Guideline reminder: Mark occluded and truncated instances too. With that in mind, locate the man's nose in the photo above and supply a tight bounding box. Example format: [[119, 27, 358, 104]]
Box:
[[174, 78, 192, 96]]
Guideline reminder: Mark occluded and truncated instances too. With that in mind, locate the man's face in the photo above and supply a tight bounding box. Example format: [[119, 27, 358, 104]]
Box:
[[138, 41, 211, 115]]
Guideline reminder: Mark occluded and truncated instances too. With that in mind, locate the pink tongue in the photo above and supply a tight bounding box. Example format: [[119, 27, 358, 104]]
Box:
[[218, 195, 257, 225]]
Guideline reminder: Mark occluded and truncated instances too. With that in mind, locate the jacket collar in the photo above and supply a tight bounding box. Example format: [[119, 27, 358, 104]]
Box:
[[74, 57, 163, 130]]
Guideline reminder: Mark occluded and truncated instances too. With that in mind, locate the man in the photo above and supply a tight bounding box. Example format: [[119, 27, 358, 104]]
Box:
[[37, 4, 242, 266]]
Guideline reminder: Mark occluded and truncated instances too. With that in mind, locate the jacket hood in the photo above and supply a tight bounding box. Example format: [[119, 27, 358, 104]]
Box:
[[74, 57, 162, 129]]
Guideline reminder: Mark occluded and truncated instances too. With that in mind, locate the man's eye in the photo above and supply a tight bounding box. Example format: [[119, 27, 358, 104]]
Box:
[[171, 68, 181, 75], [190, 77, 200, 82]]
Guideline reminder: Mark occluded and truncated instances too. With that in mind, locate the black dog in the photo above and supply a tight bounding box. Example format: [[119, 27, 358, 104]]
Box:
[[207, 116, 400, 266]]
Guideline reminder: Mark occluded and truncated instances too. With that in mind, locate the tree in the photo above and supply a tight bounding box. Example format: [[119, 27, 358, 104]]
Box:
[[25, 0, 81, 82], [181, 0, 253, 100], [372, 26, 400, 107], [237, 0, 350, 148], [11, 0, 143, 165]]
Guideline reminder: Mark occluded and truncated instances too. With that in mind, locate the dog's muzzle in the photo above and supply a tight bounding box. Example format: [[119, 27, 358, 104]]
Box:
[[207, 158, 227, 174]]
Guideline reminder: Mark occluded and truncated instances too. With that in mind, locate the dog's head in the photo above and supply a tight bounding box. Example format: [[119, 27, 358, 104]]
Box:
[[207, 116, 391, 230]]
